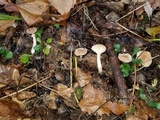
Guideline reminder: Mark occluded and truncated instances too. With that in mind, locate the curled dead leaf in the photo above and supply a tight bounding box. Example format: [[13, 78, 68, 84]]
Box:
[[17, 91, 36, 100], [74, 67, 92, 87]]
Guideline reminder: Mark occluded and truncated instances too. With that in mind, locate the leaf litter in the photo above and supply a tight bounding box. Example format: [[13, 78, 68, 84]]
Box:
[[0, 0, 160, 119]]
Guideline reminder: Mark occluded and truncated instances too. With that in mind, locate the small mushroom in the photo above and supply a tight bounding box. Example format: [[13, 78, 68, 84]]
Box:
[[118, 53, 132, 63], [136, 51, 152, 67], [74, 48, 87, 58], [91, 44, 106, 73], [26, 27, 37, 54]]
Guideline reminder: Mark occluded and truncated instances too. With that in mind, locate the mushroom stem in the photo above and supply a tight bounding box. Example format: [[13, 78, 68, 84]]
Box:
[[31, 34, 36, 54], [97, 53, 102, 73]]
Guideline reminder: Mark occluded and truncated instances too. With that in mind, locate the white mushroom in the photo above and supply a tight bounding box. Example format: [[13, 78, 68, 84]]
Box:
[[74, 48, 87, 58], [26, 27, 37, 54], [91, 44, 106, 73], [118, 53, 132, 63], [136, 51, 152, 67]]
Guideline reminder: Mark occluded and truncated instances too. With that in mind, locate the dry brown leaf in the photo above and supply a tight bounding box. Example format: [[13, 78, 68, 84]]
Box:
[[0, 100, 25, 119], [0, 20, 15, 32], [17, 0, 48, 26], [0, 64, 20, 85], [56, 83, 74, 99], [83, 84, 106, 100], [0, 0, 8, 5], [105, 101, 129, 116], [78, 99, 109, 115], [74, 68, 92, 87], [59, 29, 67, 45], [49, 0, 77, 15], [17, 91, 36, 100], [43, 91, 58, 109]]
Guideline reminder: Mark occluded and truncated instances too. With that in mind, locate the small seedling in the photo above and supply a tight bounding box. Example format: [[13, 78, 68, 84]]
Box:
[[0, 47, 13, 59], [54, 23, 60, 29], [114, 44, 121, 54], [19, 54, 32, 64], [0, 14, 21, 20], [138, 88, 160, 109]]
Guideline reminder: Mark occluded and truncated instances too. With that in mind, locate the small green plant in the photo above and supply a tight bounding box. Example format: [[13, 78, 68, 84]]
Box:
[[19, 54, 32, 64], [114, 44, 142, 77], [138, 88, 160, 109], [0, 14, 21, 20], [54, 23, 60, 29], [0, 47, 13, 59]]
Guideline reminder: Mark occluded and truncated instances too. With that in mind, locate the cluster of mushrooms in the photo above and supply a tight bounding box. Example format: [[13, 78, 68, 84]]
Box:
[[74, 44, 106, 74], [75, 44, 153, 74]]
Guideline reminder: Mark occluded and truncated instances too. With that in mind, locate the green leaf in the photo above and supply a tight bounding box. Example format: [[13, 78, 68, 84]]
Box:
[[140, 93, 148, 100], [135, 58, 142, 65], [132, 47, 140, 56], [34, 45, 41, 52], [120, 63, 131, 77], [35, 29, 43, 38], [0, 14, 21, 20], [46, 38, 52, 44], [0, 47, 6, 54], [4, 51, 13, 58], [54, 23, 60, 28], [19, 54, 32, 64], [114, 44, 121, 53], [156, 103, 160, 109], [146, 100, 157, 108], [138, 88, 143, 94], [43, 46, 51, 55]]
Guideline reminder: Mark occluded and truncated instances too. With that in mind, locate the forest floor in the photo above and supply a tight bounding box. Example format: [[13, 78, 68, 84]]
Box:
[[0, 0, 160, 120]]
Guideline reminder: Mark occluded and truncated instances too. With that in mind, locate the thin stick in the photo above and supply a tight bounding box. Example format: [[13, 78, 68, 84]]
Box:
[[116, 22, 144, 39], [115, 2, 148, 22], [0, 76, 50, 99]]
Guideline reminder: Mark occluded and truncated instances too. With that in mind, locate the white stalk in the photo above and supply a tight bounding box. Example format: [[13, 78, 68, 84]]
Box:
[[97, 53, 102, 73], [31, 34, 36, 54]]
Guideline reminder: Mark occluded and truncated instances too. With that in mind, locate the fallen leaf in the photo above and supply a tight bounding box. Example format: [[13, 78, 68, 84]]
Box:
[[49, 0, 77, 15], [43, 91, 58, 109], [83, 84, 106, 100], [0, 64, 20, 85], [0, 0, 8, 5], [0, 100, 25, 119], [0, 20, 15, 32], [55, 83, 74, 99], [105, 101, 129, 116], [17, 91, 36, 100], [146, 26, 160, 38], [74, 68, 92, 87], [17, 0, 48, 26], [59, 29, 67, 45]]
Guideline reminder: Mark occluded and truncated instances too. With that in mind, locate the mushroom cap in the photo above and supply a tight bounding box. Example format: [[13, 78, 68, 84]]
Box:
[[136, 51, 152, 67], [91, 44, 106, 54], [26, 27, 37, 34], [118, 53, 132, 63], [74, 48, 88, 56]]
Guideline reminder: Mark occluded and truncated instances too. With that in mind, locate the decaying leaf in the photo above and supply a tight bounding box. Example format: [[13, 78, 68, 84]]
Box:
[[146, 26, 160, 38], [0, 100, 25, 119], [49, 0, 77, 15], [55, 83, 74, 99], [0, 20, 15, 32], [0, 64, 20, 85], [83, 84, 106, 100], [74, 67, 92, 87], [17, 0, 48, 26], [59, 29, 67, 45], [43, 91, 58, 109], [17, 91, 36, 100]]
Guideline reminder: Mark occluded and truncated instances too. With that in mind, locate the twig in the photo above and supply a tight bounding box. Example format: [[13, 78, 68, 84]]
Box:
[[0, 76, 50, 99]]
